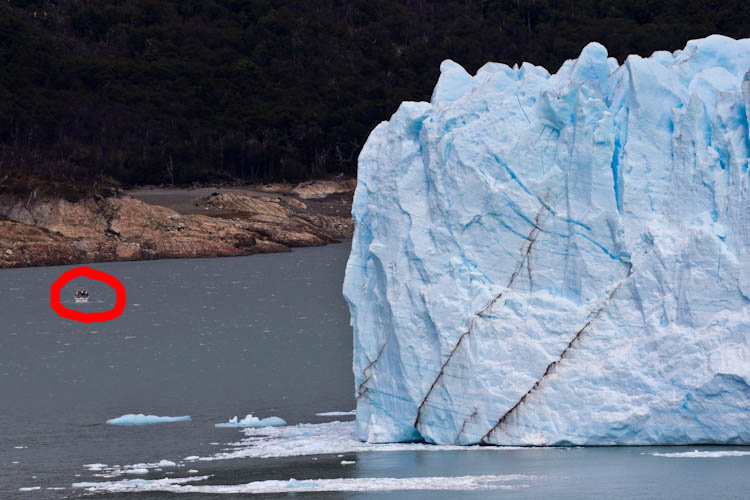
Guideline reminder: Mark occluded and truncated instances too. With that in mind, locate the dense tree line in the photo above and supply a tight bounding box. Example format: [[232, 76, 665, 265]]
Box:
[[1, 0, 748, 196]]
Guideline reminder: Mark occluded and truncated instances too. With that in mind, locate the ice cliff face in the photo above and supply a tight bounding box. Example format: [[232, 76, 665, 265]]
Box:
[[343, 35, 750, 446]]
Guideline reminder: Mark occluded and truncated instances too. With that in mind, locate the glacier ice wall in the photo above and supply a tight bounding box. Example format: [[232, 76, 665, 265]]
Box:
[[343, 35, 750, 446]]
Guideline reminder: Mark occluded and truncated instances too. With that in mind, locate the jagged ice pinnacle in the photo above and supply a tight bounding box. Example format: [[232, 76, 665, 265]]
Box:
[[344, 35, 750, 446]]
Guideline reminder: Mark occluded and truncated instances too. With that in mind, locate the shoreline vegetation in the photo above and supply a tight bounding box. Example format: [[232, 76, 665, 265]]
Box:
[[3, 1, 748, 191], [0, 178, 354, 269]]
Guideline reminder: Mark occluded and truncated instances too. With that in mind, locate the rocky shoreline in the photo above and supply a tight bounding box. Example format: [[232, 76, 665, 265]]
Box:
[[0, 179, 355, 269]]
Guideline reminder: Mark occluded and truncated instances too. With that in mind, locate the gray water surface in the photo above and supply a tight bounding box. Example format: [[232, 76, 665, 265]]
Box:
[[1, 242, 355, 497], [2, 241, 749, 499]]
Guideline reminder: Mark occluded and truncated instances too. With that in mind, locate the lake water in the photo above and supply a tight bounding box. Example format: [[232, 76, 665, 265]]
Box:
[[1, 241, 749, 498]]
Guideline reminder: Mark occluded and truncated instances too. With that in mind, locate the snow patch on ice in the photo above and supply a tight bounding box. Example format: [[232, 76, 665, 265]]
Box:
[[106, 414, 191, 426]]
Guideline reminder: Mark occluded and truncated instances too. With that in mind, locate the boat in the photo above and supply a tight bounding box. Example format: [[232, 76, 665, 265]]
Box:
[[74, 289, 89, 303]]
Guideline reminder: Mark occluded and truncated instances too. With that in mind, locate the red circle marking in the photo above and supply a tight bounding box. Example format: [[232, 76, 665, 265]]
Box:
[[50, 266, 126, 323]]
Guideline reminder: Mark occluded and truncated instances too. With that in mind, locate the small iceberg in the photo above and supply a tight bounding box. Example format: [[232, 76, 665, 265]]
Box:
[[215, 413, 286, 428], [106, 414, 191, 426]]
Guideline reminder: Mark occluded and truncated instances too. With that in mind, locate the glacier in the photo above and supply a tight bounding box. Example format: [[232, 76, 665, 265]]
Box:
[[343, 35, 750, 446]]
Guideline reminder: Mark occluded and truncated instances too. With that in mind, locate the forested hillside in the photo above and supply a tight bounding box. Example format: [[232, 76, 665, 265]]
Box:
[[1, 0, 749, 196]]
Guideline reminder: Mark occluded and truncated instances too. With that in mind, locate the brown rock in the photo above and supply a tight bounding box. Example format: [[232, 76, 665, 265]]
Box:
[[290, 179, 356, 199], [0, 187, 354, 268]]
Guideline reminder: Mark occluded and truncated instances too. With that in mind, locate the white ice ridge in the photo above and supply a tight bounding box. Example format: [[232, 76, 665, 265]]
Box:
[[344, 34, 750, 445], [215, 414, 286, 428], [73, 474, 537, 494], [651, 450, 750, 458], [106, 414, 191, 426]]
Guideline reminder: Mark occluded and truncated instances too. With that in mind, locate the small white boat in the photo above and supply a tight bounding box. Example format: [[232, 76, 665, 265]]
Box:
[[74, 289, 89, 303]]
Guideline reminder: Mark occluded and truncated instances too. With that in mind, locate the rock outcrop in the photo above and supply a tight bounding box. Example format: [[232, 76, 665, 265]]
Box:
[[0, 184, 353, 268]]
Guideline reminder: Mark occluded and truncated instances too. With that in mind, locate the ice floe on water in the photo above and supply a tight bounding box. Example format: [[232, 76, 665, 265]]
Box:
[[215, 414, 286, 428], [74, 477, 210, 491], [66, 420, 588, 496], [651, 450, 750, 458], [189, 421, 523, 462], [73, 474, 538, 494], [106, 414, 191, 425], [315, 410, 356, 417], [84, 459, 178, 478], [126, 468, 149, 475], [80, 420, 524, 484], [83, 463, 108, 471]]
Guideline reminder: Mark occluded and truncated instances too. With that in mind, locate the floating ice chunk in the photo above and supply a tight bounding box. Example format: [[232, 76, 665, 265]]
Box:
[[73, 476, 210, 490], [651, 450, 750, 458], [84, 463, 108, 471], [83, 460, 179, 478], [106, 414, 191, 426], [73, 474, 537, 494], [215, 414, 286, 428], [315, 410, 356, 417]]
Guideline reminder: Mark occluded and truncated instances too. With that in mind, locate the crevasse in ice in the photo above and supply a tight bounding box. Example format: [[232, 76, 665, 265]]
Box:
[[343, 35, 750, 445]]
